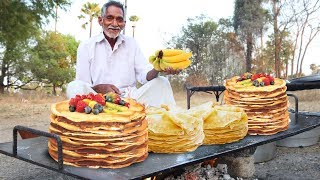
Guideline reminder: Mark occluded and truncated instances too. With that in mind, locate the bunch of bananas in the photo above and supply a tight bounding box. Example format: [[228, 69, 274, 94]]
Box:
[[149, 49, 192, 71]]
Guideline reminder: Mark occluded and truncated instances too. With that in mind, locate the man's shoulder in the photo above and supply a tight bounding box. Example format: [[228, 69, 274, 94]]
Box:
[[80, 33, 104, 46]]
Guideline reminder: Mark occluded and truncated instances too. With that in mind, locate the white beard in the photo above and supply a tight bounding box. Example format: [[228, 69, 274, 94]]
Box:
[[102, 25, 121, 39]]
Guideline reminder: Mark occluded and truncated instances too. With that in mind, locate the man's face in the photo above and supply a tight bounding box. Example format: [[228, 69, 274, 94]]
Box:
[[98, 5, 125, 39]]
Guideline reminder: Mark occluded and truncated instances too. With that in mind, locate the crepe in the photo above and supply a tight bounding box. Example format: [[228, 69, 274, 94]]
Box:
[[224, 76, 289, 135], [48, 98, 148, 169], [146, 107, 204, 153]]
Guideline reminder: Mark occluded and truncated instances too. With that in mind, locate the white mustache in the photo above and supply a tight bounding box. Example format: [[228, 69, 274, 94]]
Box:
[[107, 25, 121, 30]]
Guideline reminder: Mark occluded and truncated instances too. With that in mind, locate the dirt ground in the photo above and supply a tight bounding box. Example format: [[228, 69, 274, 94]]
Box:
[[0, 90, 319, 179]]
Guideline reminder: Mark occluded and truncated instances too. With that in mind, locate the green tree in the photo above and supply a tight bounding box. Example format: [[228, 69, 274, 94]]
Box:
[[167, 15, 245, 86], [233, 0, 267, 73], [0, 0, 70, 93], [30, 32, 79, 95], [253, 31, 294, 77], [78, 2, 100, 38]]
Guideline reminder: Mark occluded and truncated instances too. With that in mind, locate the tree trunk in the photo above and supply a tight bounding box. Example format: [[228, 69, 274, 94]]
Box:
[[53, 84, 56, 96], [246, 33, 253, 72], [89, 16, 92, 37], [273, 0, 281, 78], [55, 4, 58, 32], [0, 50, 9, 94]]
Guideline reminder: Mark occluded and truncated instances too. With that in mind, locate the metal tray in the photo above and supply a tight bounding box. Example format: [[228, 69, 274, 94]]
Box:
[[1, 112, 319, 180]]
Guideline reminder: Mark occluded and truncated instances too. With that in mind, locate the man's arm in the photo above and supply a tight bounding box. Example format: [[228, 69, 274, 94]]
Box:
[[146, 68, 160, 81], [92, 84, 120, 94], [146, 67, 182, 81]]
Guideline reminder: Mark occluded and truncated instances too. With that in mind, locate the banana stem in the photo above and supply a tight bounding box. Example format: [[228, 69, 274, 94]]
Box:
[[158, 50, 163, 59]]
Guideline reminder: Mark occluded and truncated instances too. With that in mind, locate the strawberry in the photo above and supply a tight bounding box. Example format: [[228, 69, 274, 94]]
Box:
[[69, 98, 78, 107], [125, 102, 130, 108], [262, 77, 270, 86], [93, 93, 105, 106], [251, 74, 260, 81], [268, 76, 274, 83], [76, 100, 87, 112]]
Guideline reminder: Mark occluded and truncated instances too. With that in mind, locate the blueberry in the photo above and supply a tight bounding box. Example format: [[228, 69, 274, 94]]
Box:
[[270, 81, 275, 85], [69, 105, 76, 112], [252, 80, 259, 87], [93, 103, 101, 109], [84, 106, 92, 114], [260, 82, 265, 87], [92, 108, 100, 115], [97, 105, 103, 113], [105, 97, 113, 102], [119, 100, 126, 106]]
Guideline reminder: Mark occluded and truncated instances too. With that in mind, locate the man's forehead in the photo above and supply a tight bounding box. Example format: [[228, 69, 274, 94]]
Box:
[[106, 5, 124, 16]]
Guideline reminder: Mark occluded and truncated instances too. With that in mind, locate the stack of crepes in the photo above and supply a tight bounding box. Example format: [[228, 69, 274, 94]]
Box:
[[187, 102, 248, 144], [224, 76, 289, 135], [146, 105, 204, 153], [48, 98, 148, 169]]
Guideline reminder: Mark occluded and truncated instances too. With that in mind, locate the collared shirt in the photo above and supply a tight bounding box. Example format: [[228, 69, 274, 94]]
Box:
[[75, 33, 152, 93]]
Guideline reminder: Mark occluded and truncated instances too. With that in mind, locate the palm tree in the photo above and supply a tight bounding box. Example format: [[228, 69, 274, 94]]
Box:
[[54, 0, 71, 33], [129, 15, 139, 38], [78, 2, 100, 37]]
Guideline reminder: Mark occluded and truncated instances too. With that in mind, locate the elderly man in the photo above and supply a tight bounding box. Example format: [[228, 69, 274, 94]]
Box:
[[67, 0, 180, 107]]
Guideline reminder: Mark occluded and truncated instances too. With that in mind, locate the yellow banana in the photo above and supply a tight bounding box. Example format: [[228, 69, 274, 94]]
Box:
[[159, 59, 167, 71], [161, 52, 192, 63], [103, 107, 119, 114], [152, 58, 162, 71], [105, 102, 129, 112], [155, 49, 184, 57], [149, 55, 156, 64], [162, 59, 192, 70]]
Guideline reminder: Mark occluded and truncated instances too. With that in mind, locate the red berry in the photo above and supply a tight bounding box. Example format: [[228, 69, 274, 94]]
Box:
[[94, 94, 105, 106], [75, 95, 82, 100], [268, 76, 274, 82], [251, 74, 259, 81], [125, 102, 130, 108], [81, 94, 87, 99], [76, 100, 87, 112], [262, 78, 270, 86], [69, 98, 78, 106], [88, 92, 95, 100], [114, 96, 121, 104]]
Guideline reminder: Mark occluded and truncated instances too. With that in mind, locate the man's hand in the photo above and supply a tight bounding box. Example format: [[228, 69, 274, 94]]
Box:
[[92, 84, 120, 94], [162, 67, 182, 75]]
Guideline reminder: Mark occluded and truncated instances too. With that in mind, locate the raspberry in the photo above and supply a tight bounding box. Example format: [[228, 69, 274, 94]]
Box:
[[76, 100, 87, 112], [75, 95, 82, 102], [88, 92, 95, 100], [69, 98, 78, 107], [93, 94, 105, 106], [81, 94, 87, 100]]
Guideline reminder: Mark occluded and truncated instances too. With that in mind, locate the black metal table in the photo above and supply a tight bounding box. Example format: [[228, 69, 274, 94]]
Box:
[[186, 79, 320, 109], [1, 112, 320, 180]]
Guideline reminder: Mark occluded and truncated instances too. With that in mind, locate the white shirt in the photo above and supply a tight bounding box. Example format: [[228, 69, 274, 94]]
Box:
[[75, 33, 152, 93]]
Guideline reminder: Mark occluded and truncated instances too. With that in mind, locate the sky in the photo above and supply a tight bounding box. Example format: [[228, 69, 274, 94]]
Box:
[[49, 0, 319, 75]]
